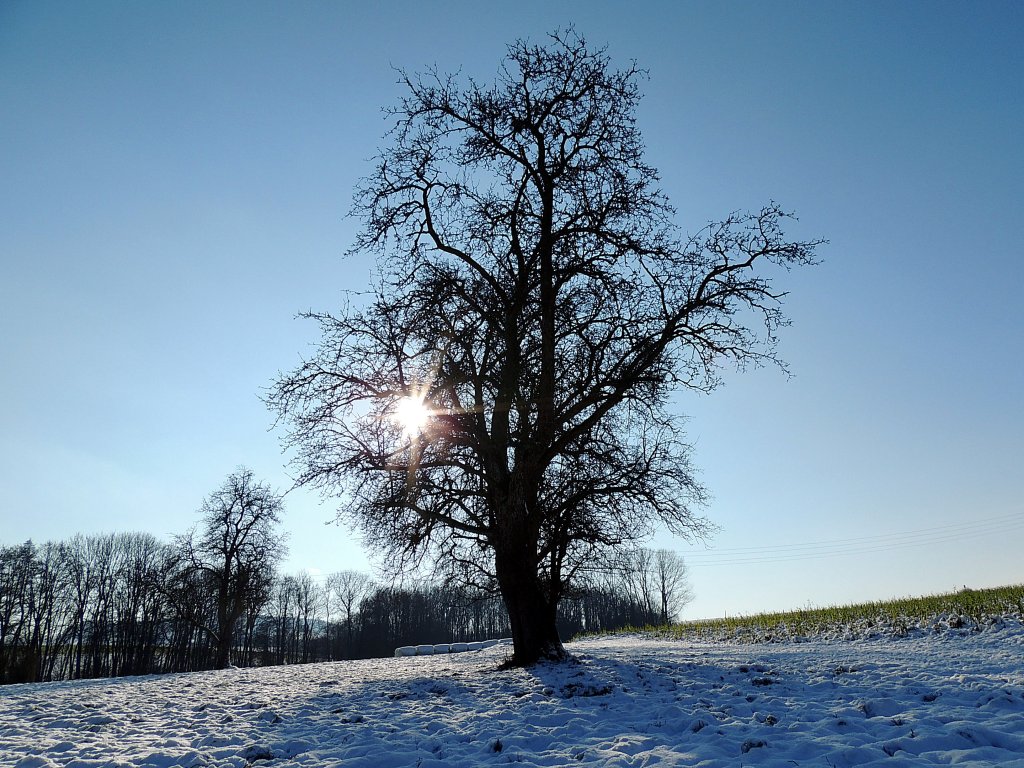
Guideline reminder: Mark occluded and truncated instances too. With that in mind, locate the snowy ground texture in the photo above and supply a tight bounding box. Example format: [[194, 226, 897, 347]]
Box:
[[3, 624, 1023, 767]]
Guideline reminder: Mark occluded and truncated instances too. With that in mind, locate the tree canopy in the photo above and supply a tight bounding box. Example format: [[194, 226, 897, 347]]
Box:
[[269, 30, 821, 665]]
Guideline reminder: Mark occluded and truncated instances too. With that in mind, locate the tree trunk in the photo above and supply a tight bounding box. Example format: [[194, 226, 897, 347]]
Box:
[[215, 596, 238, 668], [494, 541, 566, 666]]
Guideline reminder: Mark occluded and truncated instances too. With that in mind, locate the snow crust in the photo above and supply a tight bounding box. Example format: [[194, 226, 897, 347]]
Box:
[[2, 626, 1023, 767]]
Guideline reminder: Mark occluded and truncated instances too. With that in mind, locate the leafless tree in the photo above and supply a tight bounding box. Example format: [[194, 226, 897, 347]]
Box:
[[291, 571, 321, 663], [175, 468, 286, 668], [268, 30, 821, 665], [60, 534, 102, 679], [618, 547, 658, 623], [0, 542, 36, 682], [326, 570, 373, 659], [268, 574, 295, 665], [652, 549, 694, 624]]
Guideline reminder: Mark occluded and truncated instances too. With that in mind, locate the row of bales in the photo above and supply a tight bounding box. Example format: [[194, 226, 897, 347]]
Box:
[[394, 638, 511, 657]]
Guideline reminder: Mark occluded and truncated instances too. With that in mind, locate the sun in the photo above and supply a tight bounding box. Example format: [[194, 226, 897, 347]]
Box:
[[392, 395, 431, 437]]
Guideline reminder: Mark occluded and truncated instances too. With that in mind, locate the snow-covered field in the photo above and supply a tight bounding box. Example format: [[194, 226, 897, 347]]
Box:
[[3, 625, 1023, 767]]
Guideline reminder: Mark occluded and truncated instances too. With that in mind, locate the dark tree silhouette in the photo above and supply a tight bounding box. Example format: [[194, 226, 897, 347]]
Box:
[[175, 468, 286, 669], [327, 570, 374, 659], [268, 30, 821, 665]]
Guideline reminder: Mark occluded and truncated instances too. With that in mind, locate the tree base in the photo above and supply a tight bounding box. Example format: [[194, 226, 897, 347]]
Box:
[[501, 639, 570, 668]]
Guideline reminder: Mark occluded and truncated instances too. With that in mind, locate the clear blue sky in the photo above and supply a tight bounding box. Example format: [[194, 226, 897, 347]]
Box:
[[2, 1, 1021, 620]]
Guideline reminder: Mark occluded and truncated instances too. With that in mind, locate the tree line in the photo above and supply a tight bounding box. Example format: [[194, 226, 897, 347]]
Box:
[[0, 502, 692, 685]]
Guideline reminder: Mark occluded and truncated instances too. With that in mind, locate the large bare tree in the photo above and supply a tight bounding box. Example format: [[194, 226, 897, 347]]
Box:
[[269, 30, 821, 665]]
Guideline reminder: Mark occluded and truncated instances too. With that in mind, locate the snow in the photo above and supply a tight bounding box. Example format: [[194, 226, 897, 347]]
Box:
[[2, 625, 1023, 767]]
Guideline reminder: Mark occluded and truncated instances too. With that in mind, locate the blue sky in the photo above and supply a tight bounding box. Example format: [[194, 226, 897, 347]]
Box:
[[2, 1, 1021, 619]]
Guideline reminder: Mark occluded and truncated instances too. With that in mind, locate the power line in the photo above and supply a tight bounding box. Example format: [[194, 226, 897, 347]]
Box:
[[288, 511, 1024, 571], [684, 510, 1024, 555], [680, 510, 1024, 567]]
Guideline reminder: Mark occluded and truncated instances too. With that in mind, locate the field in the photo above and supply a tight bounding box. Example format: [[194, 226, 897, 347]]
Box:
[[650, 584, 1024, 642], [1, 585, 1022, 767]]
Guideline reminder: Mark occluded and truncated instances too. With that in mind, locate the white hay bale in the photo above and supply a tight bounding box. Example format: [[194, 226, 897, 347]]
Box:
[[394, 646, 416, 657]]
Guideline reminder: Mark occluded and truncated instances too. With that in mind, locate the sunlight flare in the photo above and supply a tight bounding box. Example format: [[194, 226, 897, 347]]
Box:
[[392, 394, 431, 437]]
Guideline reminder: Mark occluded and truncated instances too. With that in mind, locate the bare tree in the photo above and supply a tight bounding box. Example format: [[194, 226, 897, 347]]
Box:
[[238, 560, 275, 667], [269, 574, 296, 665], [0, 542, 36, 682], [269, 30, 821, 665], [60, 534, 101, 679], [652, 549, 693, 624], [618, 547, 658, 624], [291, 571, 321, 663], [175, 468, 287, 668], [326, 570, 373, 659]]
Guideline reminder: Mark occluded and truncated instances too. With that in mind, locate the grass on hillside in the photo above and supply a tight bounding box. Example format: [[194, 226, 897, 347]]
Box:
[[594, 584, 1024, 642]]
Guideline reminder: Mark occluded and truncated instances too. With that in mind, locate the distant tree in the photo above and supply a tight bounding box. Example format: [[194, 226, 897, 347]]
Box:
[[617, 547, 659, 624], [291, 571, 321, 663], [60, 534, 102, 679], [0, 542, 36, 682], [269, 30, 821, 665], [175, 468, 286, 668], [268, 574, 296, 665], [159, 552, 216, 670], [238, 560, 275, 667], [30, 541, 73, 682], [326, 570, 373, 659], [652, 549, 693, 624]]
